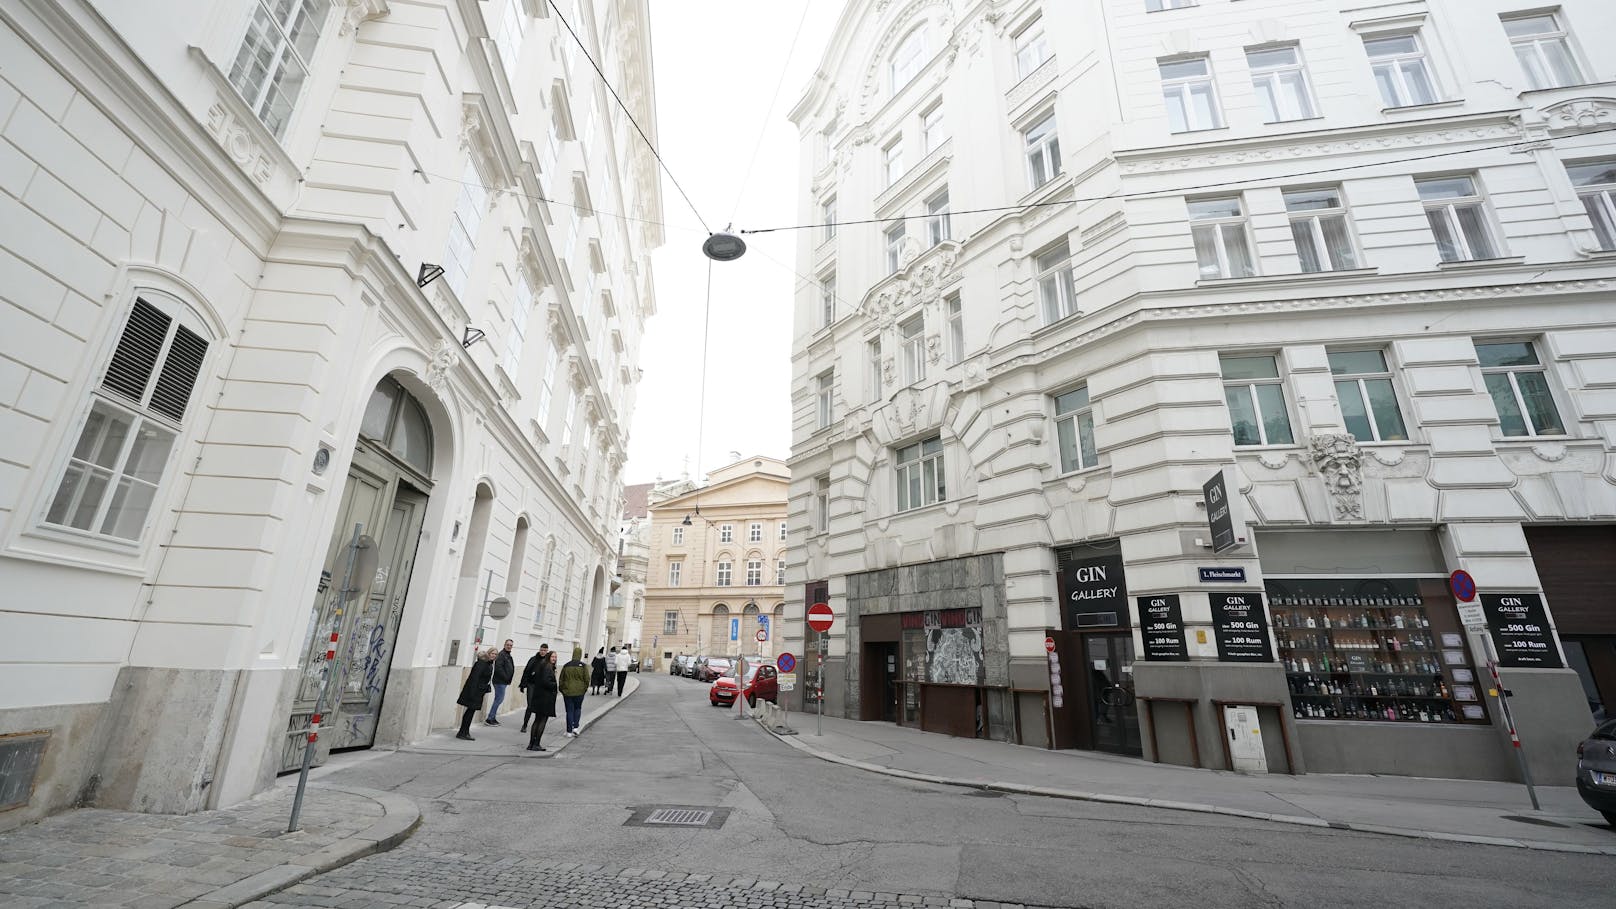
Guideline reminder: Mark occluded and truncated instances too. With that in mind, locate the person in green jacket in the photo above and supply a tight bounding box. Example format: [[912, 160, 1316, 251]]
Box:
[[559, 646, 591, 737]]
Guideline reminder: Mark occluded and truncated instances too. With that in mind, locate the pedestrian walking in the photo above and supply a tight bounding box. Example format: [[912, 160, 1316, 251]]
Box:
[[604, 647, 618, 696], [559, 646, 589, 736], [485, 639, 515, 725], [517, 645, 549, 733], [590, 648, 608, 695], [614, 644, 632, 697], [523, 650, 559, 751], [455, 648, 496, 741]]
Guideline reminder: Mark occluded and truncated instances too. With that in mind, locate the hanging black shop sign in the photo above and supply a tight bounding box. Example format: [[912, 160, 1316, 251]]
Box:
[[1480, 592, 1563, 668], [1211, 591, 1274, 662], [1138, 594, 1186, 661], [1203, 467, 1245, 553], [1058, 549, 1129, 630]]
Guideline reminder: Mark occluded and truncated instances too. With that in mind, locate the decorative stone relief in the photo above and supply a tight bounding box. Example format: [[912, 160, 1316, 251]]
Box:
[[1370, 449, 1406, 467], [426, 339, 459, 391], [340, 0, 389, 36], [1542, 98, 1616, 134], [862, 244, 960, 328], [1531, 443, 1568, 462], [856, 0, 957, 118], [1309, 433, 1364, 520], [204, 100, 274, 185], [1257, 452, 1289, 470], [926, 334, 943, 364]]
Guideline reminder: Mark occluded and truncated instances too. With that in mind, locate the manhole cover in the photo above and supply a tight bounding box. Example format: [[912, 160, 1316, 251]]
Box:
[[623, 806, 730, 829], [1500, 814, 1569, 829]]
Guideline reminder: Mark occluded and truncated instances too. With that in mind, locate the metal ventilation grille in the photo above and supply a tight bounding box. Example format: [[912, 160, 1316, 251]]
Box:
[[102, 299, 170, 404], [644, 808, 712, 826], [149, 325, 207, 422], [622, 805, 730, 829]]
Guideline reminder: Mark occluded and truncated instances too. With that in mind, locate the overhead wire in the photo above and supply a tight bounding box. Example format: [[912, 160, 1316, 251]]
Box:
[[413, 168, 705, 235], [727, 0, 815, 225]]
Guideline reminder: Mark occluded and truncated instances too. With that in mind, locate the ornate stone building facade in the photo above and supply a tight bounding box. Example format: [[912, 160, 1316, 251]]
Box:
[[786, 0, 1616, 782]]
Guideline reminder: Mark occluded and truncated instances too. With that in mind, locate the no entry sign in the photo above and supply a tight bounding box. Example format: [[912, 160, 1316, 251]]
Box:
[[807, 602, 834, 633], [1044, 637, 1056, 653]]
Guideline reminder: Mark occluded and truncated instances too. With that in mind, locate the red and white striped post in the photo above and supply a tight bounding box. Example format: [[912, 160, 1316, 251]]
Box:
[[1481, 633, 1540, 811]]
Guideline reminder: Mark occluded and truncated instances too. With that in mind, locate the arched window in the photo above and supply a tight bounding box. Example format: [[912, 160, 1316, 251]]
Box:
[[891, 28, 928, 92], [711, 603, 731, 651], [359, 376, 434, 475]]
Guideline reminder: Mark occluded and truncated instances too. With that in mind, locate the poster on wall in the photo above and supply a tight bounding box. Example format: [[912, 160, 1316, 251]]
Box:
[[1058, 548, 1129, 630], [924, 608, 985, 685], [1480, 592, 1564, 668], [1211, 592, 1274, 662], [1138, 594, 1186, 661]]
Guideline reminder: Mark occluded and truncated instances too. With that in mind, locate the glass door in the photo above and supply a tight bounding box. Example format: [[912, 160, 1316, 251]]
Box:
[[1086, 633, 1142, 755]]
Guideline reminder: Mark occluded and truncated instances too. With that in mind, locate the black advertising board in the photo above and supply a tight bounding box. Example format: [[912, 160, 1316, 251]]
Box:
[[1203, 469, 1237, 553], [1211, 591, 1274, 662], [1059, 549, 1129, 630], [1480, 592, 1563, 668], [1138, 594, 1186, 661]]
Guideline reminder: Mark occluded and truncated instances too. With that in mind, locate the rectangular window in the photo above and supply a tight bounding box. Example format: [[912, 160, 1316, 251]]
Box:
[[820, 273, 837, 327], [868, 338, 884, 402], [1477, 342, 1565, 437], [494, 0, 526, 82], [1503, 12, 1582, 90], [1189, 196, 1256, 279], [822, 196, 838, 241], [776, 559, 786, 585], [45, 299, 207, 542], [1568, 159, 1616, 251], [1416, 176, 1500, 262], [227, 0, 332, 140], [716, 561, 733, 587], [1284, 188, 1359, 273], [1037, 243, 1078, 324], [926, 189, 951, 246], [720, 523, 733, 543], [538, 345, 559, 420], [922, 104, 946, 155], [884, 138, 904, 188], [503, 272, 533, 376], [749, 522, 762, 542], [901, 315, 926, 384], [746, 560, 762, 586], [1024, 112, 1061, 189], [885, 223, 906, 274], [1364, 34, 1437, 107], [444, 161, 488, 298], [1221, 354, 1294, 446], [672, 525, 684, 545], [664, 611, 679, 634], [779, 521, 787, 541], [1054, 386, 1099, 473], [1160, 57, 1223, 132], [814, 474, 830, 533], [1247, 45, 1316, 123], [1328, 350, 1409, 442], [895, 437, 946, 512], [817, 371, 834, 429], [1014, 17, 1051, 80], [668, 561, 682, 586], [946, 293, 963, 364], [560, 392, 576, 447]]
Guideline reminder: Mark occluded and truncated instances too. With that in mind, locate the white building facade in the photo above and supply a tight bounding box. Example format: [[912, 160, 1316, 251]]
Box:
[[787, 0, 1616, 783], [0, 0, 660, 825]]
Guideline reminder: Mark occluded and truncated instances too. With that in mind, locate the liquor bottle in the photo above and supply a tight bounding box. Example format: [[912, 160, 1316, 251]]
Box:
[[1419, 707, 1429, 722], [1305, 614, 1317, 629], [1393, 613, 1405, 629]]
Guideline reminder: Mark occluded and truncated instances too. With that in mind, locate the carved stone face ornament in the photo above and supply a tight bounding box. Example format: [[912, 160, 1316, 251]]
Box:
[[1308, 433, 1363, 520]]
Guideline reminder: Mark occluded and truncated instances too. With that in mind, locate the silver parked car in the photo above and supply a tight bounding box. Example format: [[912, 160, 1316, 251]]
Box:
[[1576, 718, 1616, 828]]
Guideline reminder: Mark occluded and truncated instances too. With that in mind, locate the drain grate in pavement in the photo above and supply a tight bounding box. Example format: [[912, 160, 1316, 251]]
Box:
[[1500, 814, 1570, 829], [623, 805, 731, 829]]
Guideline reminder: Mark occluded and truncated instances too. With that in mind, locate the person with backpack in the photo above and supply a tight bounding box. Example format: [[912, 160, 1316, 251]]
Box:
[[559, 646, 590, 737]]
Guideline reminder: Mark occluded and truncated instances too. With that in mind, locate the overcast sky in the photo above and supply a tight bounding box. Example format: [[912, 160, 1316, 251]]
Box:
[[624, 1, 847, 485]]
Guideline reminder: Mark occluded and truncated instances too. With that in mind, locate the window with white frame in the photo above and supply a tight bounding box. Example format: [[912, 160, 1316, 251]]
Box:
[[900, 314, 926, 384], [883, 138, 904, 188], [534, 540, 554, 627], [1364, 34, 1438, 107], [1037, 243, 1078, 325], [1284, 188, 1359, 272], [444, 161, 488, 298], [668, 560, 683, 586], [538, 344, 559, 421], [895, 437, 945, 512], [1568, 159, 1616, 250], [1247, 45, 1316, 123], [813, 474, 830, 533], [44, 297, 209, 542], [1189, 196, 1256, 279], [926, 189, 951, 246], [227, 0, 332, 140], [720, 523, 733, 543], [822, 196, 838, 241], [1329, 350, 1409, 442], [1503, 12, 1582, 91], [749, 522, 762, 542], [776, 559, 786, 584], [891, 28, 927, 92], [1476, 341, 1565, 437], [817, 371, 834, 429], [1160, 57, 1223, 132], [672, 525, 684, 545], [746, 560, 762, 586], [1054, 386, 1098, 473], [560, 391, 576, 447], [818, 118, 837, 169], [1023, 111, 1061, 189], [716, 561, 733, 586], [1147, 0, 1196, 10], [503, 272, 533, 377], [1220, 354, 1295, 446], [1013, 16, 1051, 80], [867, 338, 884, 402], [1416, 175, 1500, 262], [778, 521, 787, 541], [493, 0, 526, 82], [922, 104, 946, 155], [946, 293, 963, 364], [820, 272, 837, 327], [664, 611, 679, 634], [885, 222, 906, 274]]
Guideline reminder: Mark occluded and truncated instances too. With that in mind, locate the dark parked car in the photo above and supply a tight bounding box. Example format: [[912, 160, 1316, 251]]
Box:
[[1576, 718, 1616, 827], [669, 655, 690, 676], [698, 657, 733, 682], [684, 655, 707, 678]]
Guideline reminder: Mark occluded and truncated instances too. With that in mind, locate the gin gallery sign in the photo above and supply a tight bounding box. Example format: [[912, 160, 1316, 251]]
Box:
[[1059, 550, 1129, 631]]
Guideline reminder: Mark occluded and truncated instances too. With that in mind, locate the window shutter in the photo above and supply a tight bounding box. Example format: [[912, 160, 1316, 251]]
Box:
[[150, 325, 208, 422], [102, 299, 171, 405]]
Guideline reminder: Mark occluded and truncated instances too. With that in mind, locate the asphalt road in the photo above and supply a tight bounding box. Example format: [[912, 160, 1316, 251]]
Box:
[[275, 673, 1612, 909]]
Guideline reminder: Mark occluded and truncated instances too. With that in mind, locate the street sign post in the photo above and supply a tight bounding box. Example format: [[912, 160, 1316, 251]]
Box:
[[807, 603, 833, 735], [755, 628, 768, 642]]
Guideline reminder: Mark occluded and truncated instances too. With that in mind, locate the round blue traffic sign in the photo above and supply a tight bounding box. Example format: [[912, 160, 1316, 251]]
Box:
[[777, 652, 796, 673], [1449, 569, 1477, 602]]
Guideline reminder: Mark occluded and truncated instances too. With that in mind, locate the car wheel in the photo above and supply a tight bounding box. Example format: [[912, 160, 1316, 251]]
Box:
[[747, 695, 756, 708]]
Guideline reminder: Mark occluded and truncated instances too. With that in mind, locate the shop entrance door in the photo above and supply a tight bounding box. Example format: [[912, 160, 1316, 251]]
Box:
[[861, 641, 900, 722], [1085, 633, 1142, 756]]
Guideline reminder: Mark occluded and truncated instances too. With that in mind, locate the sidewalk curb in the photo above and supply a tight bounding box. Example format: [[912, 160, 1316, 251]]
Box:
[[760, 722, 1616, 857], [176, 783, 422, 909], [401, 675, 640, 758]]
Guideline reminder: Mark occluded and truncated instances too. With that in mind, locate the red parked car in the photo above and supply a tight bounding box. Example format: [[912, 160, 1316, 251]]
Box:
[[709, 664, 779, 708]]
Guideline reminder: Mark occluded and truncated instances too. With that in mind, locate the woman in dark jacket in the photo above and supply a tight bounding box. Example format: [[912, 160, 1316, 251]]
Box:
[[525, 651, 559, 751], [590, 648, 608, 695], [518, 649, 548, 734], [455, 649, 496, 741]]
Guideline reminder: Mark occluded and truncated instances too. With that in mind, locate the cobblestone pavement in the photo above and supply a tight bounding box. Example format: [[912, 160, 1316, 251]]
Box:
[[252, 850, 1060, 909], [0, 785, 384, 909]]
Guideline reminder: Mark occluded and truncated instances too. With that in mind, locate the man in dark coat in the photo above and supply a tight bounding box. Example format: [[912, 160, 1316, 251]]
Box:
[[590, 648, 608, 695], [524, 651, 559, 751], [517, 644, 550, 733], [485, 639, 516, 726], [456, 649, 496, 741]]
